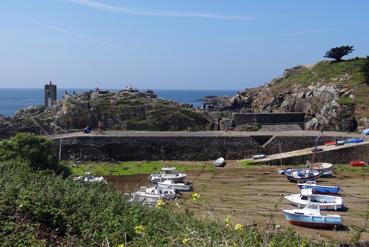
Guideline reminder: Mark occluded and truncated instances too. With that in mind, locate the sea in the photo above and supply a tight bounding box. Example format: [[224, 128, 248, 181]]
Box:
[[0, 88, 238, 117]]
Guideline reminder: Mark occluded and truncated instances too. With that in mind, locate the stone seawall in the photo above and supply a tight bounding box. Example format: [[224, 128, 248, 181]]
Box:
[[51, 131, 362, 161]]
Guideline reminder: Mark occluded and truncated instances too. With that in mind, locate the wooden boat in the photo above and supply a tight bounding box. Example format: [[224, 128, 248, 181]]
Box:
[[285, 189, 344, 210], [283, 203, 342, 228], [311, 162, 334, 177], [350, 161, 366, 167], [285, 169, 322, 182], [157, 179, 192, 191], [149, 167, 187, 183], [297, 181, 342, 195], [213, 157, 226, 167]]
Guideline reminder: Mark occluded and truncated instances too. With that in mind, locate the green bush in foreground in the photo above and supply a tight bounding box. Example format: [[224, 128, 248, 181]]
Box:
[[0, 161, 326, 247]]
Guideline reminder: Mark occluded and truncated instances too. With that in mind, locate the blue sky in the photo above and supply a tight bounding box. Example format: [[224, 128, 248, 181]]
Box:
[[1, 0, 369, 90]]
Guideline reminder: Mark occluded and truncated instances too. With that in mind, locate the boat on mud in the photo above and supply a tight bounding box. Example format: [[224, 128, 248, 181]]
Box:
[[129, 186, 177, 204], [350, 160, 366, 167], [285, 169, 322, 182], [149, 167, 187, 183], [310, 162, 334, 177], [297, 181, 342, 195], [73, 172, 107, 184], [283, 203, 342, 228], [157, 179, 192, 191], [213, 157, 226, 167], [285, 189, 344, 210]]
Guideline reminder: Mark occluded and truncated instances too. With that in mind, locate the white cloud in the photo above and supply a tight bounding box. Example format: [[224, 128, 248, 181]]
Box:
[[31, 20, 121, 50], [64, 0, 255, 20]]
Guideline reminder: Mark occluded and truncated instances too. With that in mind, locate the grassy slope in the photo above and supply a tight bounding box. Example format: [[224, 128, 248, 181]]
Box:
[[65, 161, 215, 176]]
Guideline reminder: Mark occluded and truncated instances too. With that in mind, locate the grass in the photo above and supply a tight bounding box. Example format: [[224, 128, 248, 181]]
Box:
[[64, 160, 215, 176], [334, 164, 369, 174]]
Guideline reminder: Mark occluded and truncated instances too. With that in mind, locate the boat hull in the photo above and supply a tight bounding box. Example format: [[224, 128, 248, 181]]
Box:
[[297, 185, 341, 195], [283, 211, 342, 228], [284, 194, 343, 211]]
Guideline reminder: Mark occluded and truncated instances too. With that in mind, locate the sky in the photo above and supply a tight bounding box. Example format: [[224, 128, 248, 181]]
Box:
[[0, 0, 369, 90]]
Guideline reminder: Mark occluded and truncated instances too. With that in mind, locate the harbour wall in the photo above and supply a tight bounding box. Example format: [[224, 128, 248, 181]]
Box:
[[51, 131, 363, 162]]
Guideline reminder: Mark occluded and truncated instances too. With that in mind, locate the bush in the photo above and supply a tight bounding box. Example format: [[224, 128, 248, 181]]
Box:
[[0, 133, 69, 175]]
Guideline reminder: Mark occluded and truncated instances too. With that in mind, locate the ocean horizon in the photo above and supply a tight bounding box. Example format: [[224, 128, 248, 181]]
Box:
[[0, 88, 238, 117]]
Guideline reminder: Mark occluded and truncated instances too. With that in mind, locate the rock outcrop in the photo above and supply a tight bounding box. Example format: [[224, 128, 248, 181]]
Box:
[[204, 59, 368, 131], [0, 90, 208, 139]]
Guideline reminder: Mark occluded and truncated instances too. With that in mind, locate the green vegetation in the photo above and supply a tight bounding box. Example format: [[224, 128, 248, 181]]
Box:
[[362, 56, 369, 85], [324, 45, 354, 61], [66, 161, 214, 176], [334, 164, 369, 174], [240, 159, 257, 167], [0, 135, 326, 246]]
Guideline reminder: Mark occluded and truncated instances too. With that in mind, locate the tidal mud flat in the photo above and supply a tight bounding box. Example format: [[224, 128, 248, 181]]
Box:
[[107, 163, 369, 243]]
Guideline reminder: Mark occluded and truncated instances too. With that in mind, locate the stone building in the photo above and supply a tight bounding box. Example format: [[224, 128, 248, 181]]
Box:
[[44, 81, 57, 107]]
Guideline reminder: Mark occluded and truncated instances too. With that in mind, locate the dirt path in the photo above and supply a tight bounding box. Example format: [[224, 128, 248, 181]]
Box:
[[181, 165, 369, 243]]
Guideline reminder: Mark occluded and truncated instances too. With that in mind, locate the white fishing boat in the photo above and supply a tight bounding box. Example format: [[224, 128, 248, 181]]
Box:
[[283, 203, 342, 228], [285, 189, 343, 210], [73, 172, 107, 184], [130, 186, 176, 204], [149, 167, 187, 183], [157, 179, 192, 191], [213, 157, 226, 167]]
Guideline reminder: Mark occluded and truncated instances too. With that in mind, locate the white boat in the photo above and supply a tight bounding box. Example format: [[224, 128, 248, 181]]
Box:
[[213, 157, 226, 167], [149, 167, 187, 183], [284, 189, 343, 210], [73, 172, 107, 184], [130, 186, 176, 204], [283, 203, 342, 228], [157, 179, 192, 191], [310, 162, 334, 177], [253, 154, 267, 160]]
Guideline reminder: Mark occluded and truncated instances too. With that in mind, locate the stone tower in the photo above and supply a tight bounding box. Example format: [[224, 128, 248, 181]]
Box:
[[44, 81, 57, 107]]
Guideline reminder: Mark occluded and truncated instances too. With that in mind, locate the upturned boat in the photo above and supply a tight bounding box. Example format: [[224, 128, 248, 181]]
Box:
[[149, 167, 187, 183], [285, 189, 343, 210], [157, 179, 192, 191], [297, 181, 342, 195], [213, 157, 226, 167], [310, 162, 334, 177], [285, 169, 321, 182], [283, 203, 342, 228]]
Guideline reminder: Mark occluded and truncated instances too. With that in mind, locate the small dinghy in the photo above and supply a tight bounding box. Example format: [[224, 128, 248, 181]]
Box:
[[297, 181, 342, 195], [283, 203, 342, 228], [149, 167, 187, 183], [350, 160, 366, 167], [311, 163, 334, 177], [253, 154, 267, 160], [362, 128, 369, 135], [157, 179, 192, 191], [285, 169, 321, 182], [344, 138, 363, 144], [285, 189, 343, 210], [213, 157, 226, 167], [73, 172, 107, 184]]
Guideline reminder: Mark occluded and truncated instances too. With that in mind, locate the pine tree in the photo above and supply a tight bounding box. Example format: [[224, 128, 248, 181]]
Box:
[[324, 45, 354, 61]]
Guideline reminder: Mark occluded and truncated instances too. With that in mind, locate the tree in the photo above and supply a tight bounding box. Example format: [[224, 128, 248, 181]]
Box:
[[362, 56, 369, 85], [324, 45, 354, 61]]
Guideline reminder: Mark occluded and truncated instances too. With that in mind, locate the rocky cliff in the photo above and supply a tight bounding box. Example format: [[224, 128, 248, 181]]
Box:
[[0, 90, 208, 139], [204, 58, 369, 131]]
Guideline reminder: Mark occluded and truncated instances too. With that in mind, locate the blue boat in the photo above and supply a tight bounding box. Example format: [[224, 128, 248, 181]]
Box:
[[283, 203, 342, 228], [344, 138, 363, 144], [285, 169, 322, 182], [297, 181, 342, 195]]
